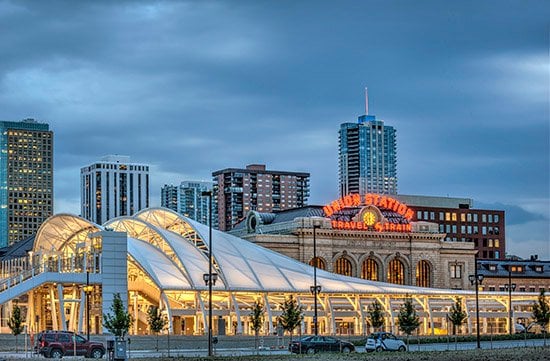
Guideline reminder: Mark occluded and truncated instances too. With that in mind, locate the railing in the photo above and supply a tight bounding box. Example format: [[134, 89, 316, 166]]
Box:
[[0, 253, 102, 294]]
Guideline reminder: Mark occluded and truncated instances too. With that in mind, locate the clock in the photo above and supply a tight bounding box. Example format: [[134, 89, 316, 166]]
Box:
[[363, 210, 377, 226]]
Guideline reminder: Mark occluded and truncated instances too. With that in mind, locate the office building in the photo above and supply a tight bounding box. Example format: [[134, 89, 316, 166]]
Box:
[[339, 91, 397, 196], [80, 155, 149, 224], [395, 194, 506, 260], [161, 181, 217, 227], [213, 164, 310, 231], [0, 119, 53, 247]]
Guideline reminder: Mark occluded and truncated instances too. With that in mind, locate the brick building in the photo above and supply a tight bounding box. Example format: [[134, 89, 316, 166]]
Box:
[[395, 195, 505, 260], [212, 164, 309, 231]]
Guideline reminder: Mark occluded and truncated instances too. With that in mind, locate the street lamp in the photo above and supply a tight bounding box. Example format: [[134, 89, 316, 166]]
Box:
[[201, 190, 215, 357], [468, 254, 484, 349], [309, 221, 322, 335], [83, 271, 94, 341], [504, 266, 516, 335]]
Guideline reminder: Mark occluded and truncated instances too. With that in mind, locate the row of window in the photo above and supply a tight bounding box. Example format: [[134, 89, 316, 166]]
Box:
[[440, 224, 500, 236], [486, 286, 546, 293], [417, 211, 501, 223], [309, 257, 432, 287]]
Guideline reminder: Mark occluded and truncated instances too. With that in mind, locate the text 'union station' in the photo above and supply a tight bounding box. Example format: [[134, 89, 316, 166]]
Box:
[[0, 207, 542, 336]]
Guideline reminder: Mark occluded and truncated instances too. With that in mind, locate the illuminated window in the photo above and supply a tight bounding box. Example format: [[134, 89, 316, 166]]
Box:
[[334, 257, 353, 276], [388, 258, 405, 285], [460, 213, 466, 222], [494, 239, 499, 248], [452, 213, 457, 221], [309, 257, 326, 270], [445, 212, 451, 221], [416, 260, 431, 287], [361, 258, 379, 281]]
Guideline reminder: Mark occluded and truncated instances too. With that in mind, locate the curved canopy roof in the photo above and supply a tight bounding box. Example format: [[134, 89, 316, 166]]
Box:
[[32, 207, 471, 296]]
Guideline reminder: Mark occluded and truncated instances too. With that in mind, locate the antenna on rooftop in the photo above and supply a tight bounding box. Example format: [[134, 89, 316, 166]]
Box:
[[365, 87, 369, 115]]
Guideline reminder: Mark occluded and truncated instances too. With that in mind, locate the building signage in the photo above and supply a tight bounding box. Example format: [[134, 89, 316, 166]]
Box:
[[323, 193, 413, 232]]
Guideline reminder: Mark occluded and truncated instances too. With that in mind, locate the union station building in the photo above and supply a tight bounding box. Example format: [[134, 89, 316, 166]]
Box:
[[0, 202, 543, 337], [231, 193, 477, 291]]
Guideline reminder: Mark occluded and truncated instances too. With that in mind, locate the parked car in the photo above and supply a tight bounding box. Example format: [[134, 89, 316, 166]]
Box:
[[36, 330, 105, 358], [365, 332, 407, 352], [289, 335, 355, 354]]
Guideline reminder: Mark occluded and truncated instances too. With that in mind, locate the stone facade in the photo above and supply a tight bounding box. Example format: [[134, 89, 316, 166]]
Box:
[[239, 217, 478, 290]]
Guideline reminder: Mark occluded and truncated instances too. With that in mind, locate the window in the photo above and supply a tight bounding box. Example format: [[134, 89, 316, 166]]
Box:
[[446, 225, 451, 233], [473, 214, 478, 222], [482, 226, 487, 235], [439, 212, 444, 220], [482, 214, 487, 222], [423, 211, 429, 220], [494, 214, 499, 223], [361, 258, 379, 281], [334, 257, 353, 276], [494, 239, 499, 248], [461, 225, 466, 233], [460, 213, 466, 222], [388, 258, 405, 285], [488, 214, 493, 223], [450, 264, 462, 279], [309, 257, 326, 270], [417, 211, 422, 220], [430, 211, 435, 220], [445, 212, 451, 221], [452, 225, 457, 233], [488, 239, 494, 247], [416, 260, 431, 287], [467, 213, 472, 222], [452, 213, 457, 221]]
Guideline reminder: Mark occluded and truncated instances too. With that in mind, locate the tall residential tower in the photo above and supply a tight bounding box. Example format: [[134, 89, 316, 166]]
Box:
[[0, 119, 53, 247], [213, 164, 310, 231], [339, 90, 397, 196], [80, 155, 149, 224]]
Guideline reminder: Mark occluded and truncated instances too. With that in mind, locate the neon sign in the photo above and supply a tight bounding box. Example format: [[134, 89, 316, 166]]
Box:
[[323, 193, 413, 233]]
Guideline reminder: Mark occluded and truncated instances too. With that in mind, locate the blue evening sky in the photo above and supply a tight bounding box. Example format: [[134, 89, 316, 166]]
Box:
[[0, 0, 548, 258]]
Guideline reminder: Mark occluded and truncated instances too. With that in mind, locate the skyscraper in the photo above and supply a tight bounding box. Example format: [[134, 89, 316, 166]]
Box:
[[80, 155, 149, 224], [213, 164, 310, 231], [339, 90, 397, 196], [0, 119, 53, 247], [161, 180, 217, 227]]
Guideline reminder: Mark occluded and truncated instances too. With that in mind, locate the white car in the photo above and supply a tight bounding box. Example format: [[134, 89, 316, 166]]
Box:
[[365, 332, 407, 352]]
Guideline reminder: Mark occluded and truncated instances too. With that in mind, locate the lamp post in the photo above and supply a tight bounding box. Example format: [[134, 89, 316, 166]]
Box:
[[505, 267, 516, 335], [83, 270, 94, 341], [201, 190, 217, 357], [309, 222, 322, 335], [468, 254, 484, 349]]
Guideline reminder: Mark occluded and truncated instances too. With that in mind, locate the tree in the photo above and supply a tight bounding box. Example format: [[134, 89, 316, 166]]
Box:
[[7, 301, 24, 353], [532, 289, 550, 346], [277, 295, 303, 343], [448, 297, 467, 350], [147, 305, 168, 352], [249, 300, 265, 350], [397, 296, 420, 350], [103, 293, 132, 337], [367, 300, 385, 333]]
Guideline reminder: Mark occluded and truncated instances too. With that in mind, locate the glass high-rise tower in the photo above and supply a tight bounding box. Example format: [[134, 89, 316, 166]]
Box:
[[339, 94, 397, 196], [0, 119, 53, 248]]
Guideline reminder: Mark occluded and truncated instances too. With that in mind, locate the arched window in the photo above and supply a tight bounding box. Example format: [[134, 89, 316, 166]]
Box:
[[416, 260, 431, 287], [387, 258, 405, 285], [309, 257, 326, 270], [334, 257, 353, 276], [361, 258, 379, 281]]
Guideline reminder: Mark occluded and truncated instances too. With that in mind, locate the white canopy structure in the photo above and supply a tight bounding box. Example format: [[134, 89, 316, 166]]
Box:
[[0, 208, 539, 336]]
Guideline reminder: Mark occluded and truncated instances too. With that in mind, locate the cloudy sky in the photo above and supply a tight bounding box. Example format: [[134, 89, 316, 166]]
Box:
[[1, 1, 548, 259]]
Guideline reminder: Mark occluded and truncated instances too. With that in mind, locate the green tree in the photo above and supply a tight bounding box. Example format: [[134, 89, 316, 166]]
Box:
[[448, 297, 467, 349], [147, 305, 168, 351], [532, 289, 550, 346], [397, 296, 420, 350], [103, 293, 132, 337], [277, 295, 303, 343], [249, 300, 265, 350], [367, 300, 385, 333], [7, 301, 24, 353]]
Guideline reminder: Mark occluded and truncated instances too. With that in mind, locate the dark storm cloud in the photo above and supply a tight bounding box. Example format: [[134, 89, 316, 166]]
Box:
[[0, 0, 548, 258]]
